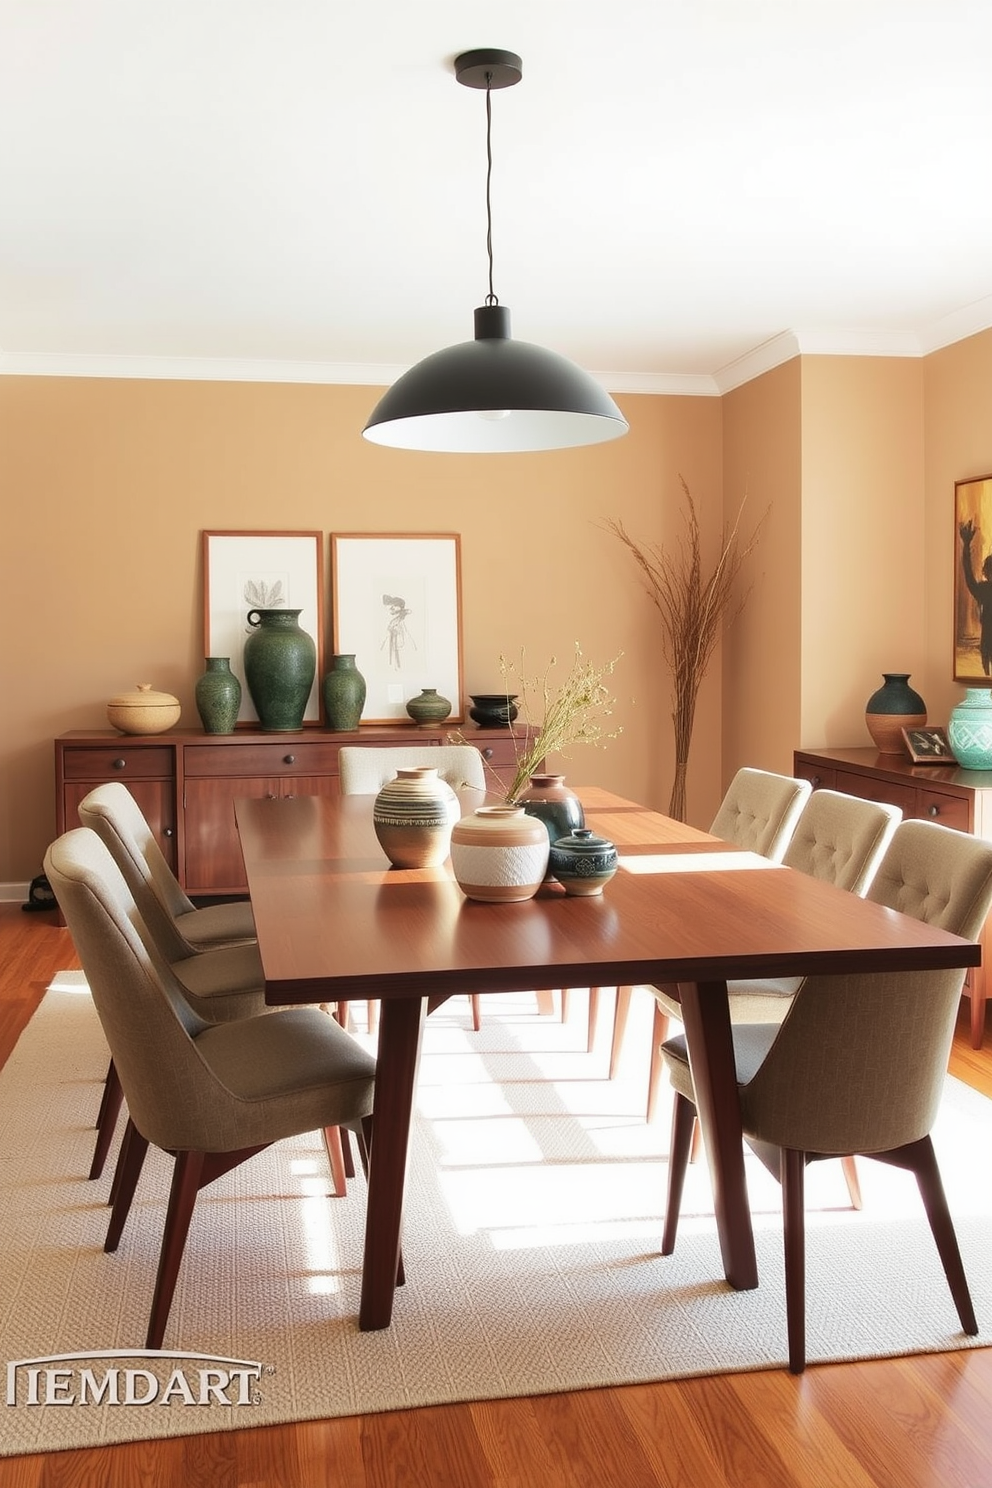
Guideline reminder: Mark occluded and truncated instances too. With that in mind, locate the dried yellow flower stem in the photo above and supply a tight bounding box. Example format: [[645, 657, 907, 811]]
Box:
[[498, 646, 623, 804]]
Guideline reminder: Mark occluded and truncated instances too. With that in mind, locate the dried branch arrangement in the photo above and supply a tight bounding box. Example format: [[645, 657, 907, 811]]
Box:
[[607, 478, 764, 822], [498, 646, 623, 804]]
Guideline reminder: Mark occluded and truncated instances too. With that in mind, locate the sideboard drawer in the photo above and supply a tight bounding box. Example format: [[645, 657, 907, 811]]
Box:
[[913, 789, 971, 831], [61, 746, 174, 780], [833, 768, 918, 816], [184, 742, 343, 777]]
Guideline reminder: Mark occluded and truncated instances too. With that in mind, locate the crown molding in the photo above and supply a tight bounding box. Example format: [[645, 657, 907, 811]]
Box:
[[2, 302, 992, 395], [918, 294, 992, 355]]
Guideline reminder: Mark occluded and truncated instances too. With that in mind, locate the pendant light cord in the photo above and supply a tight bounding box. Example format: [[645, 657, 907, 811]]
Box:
[[485, 73, 498, 306]]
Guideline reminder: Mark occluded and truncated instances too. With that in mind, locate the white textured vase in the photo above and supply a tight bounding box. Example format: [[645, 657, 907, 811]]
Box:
[[449, 805, 550, 903]]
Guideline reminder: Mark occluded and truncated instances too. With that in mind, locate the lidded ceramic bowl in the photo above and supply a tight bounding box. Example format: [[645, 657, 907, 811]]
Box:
[[548, 827, 619, 896], [106, 683, 182, 735]]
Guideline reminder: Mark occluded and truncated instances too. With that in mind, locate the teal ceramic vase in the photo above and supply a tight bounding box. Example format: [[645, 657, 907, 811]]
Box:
[[243, 608, 316, 732], [405, 687, 452, 727], [948, 688, 992, 769], [322, 653, 367, 732], [194, 656, 241, 735], [864, 672, 926, 754]]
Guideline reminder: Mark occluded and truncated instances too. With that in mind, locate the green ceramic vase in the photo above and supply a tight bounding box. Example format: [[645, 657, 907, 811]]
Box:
[[322, 653, 367, 731], [243, 608, 316, 732], [405, 687, 452, 727], [194, 656, 242, 734]]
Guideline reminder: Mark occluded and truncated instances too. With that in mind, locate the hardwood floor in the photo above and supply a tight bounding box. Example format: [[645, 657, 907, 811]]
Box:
[[2, 903, 991, 1486]]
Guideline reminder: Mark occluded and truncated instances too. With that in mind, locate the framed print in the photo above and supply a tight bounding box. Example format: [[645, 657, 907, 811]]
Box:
[[954, 475, 992, 681], [202, 531, 324, 725], [902, 726, 956, 765], [331, 533, 463, 724]]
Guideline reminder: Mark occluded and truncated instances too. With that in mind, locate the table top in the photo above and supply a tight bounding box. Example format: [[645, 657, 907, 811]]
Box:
[[234, 788, 982, 1005]]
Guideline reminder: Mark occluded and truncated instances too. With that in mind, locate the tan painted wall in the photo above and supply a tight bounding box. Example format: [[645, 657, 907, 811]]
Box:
[[1, 377, 724, 885], [799, 356, 926, 747], [721, 358, 802, 778], [924, 330, 992, 730]]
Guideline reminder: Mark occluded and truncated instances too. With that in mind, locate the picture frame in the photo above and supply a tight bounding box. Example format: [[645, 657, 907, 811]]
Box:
[[202, 531, 324, 726], [954, 474, 992, 682], [902, 726, 956, 765], [331, 533, 464, 724]]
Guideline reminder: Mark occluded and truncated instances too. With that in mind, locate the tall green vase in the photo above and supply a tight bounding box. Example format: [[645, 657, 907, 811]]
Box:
[[322, 653, 367, 731], [195, 656, 242, 734], [243, 608, 316, 732]]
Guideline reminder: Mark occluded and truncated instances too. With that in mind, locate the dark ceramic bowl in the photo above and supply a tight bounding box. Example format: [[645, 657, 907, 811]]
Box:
[[548, 827, 619, 896], [469, 693, 519, 728]]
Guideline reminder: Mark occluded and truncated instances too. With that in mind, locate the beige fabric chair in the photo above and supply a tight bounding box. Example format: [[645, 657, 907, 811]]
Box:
[[338, 744, 486, 1030], [77, 783, 274, 1179], [609, 769, 813, 1110], [338, 743, 487, 794], [77, 781, 257, 954], [659, 818, 992, 1372], [45, 828, 376, 1351]]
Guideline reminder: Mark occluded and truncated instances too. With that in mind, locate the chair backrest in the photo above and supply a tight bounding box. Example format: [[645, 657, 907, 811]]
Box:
[[43, 828, 228, 1152], [338, 744, 486, 794], [709, 768, 812, 862], [782, 789, 902, 894], [740, 819, 992, 1156], [77, 782, 196, 961]]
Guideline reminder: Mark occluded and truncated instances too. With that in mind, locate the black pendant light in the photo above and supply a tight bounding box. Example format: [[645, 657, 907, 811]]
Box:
[[362, 49, 629, 454]]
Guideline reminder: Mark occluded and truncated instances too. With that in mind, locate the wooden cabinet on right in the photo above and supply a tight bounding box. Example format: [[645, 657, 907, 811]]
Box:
[[794, 746, 992, 1048]]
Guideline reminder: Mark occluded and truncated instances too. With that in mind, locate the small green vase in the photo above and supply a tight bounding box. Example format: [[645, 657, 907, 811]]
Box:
[[195, 656, 241, 734], [243, 608, 316, 732], [405, 687, 452, 727], [322, 653, 367, 732]]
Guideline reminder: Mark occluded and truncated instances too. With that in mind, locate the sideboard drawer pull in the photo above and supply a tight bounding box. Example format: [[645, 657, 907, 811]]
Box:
[[112, 758, 127, 771], [483, 747, 494, 760], [163, 827, 174, 838], [284, 754, 296, 765], [929, 804, 940, 818]]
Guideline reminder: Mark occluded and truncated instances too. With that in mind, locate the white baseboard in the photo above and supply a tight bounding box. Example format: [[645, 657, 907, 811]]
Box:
[[0, 882, 31, 904]]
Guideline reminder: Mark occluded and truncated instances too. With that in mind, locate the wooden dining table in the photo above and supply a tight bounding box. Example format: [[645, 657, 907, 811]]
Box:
[[234, 785, 982, 1330]]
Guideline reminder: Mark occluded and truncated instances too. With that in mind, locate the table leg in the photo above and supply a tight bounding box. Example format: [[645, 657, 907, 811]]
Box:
[[359, 994, 426, 1330], [676, 979, 758, 1291]]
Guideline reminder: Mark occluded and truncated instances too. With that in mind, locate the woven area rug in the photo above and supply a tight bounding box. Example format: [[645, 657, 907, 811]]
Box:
[[1, 980, 991, 1457]]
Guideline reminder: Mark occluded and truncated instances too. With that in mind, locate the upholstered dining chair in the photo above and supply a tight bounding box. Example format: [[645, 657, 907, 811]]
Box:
[[643, 789, 904, 1128], [77, 783, 275, 1181], [608, 768, 813, 1101], [658, 817, 992, 1373], [77, 781, 256, 954], [338, 744, 486, 1031], [45, 828, 377, 1351]]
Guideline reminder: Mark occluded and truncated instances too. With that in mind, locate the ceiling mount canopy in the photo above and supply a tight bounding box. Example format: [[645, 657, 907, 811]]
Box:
[[362, 47, 629, 454]]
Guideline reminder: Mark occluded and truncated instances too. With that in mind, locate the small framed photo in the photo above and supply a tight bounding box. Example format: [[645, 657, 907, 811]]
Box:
[[202, 531, 324, 725], [902, 726, 956, 765], [331, 533, 464, 724]]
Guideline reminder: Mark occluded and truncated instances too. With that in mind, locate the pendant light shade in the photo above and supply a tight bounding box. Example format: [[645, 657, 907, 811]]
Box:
[[362, 50, 629, 455]]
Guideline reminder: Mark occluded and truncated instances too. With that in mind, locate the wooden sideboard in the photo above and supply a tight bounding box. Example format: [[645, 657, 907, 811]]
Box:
[[794, 745, 992, 1048], [56, 724, 522, 899]]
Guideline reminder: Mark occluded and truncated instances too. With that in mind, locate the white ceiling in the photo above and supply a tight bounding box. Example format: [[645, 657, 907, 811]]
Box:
[[2, 0, 991, 395]]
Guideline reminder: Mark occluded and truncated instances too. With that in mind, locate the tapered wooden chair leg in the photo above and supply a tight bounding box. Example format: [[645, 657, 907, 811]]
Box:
[[661, 1093, 696, 1255], [782, 1148, 807, 1374], [146, 1150, 206, 1350], [905, 1136, 978, 1335], [323, 1126, 348, 1197], [841, 1154, 862, 1209], [535, 989, 555, 1016], [469, 994, 482, 1032], [646, 1003, 672, 1123], [89, 1059, 124, 1180], [587, 988, 601, 1052], [105, 1119, 150, 1252], [608, 986, 633, 1079]]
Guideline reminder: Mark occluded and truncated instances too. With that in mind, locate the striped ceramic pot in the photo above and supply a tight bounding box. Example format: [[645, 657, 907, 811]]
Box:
[[449, 805, 550, 903], [372, 766, 458, 868]]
